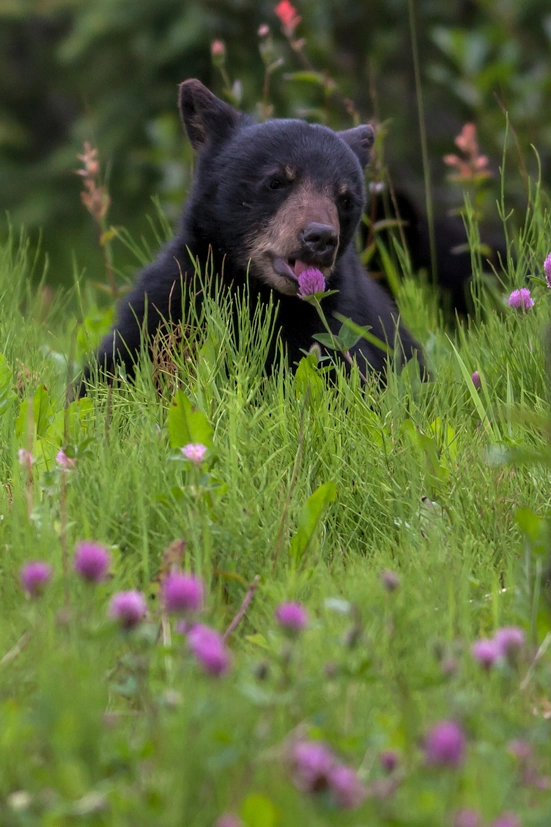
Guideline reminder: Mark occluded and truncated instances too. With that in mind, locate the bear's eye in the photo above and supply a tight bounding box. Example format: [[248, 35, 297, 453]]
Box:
[[338, 192, 354, 211], [267, 176, 287, 191]]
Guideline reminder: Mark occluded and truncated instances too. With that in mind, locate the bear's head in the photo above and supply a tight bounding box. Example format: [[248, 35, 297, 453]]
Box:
[[179, 79, 374, 296]]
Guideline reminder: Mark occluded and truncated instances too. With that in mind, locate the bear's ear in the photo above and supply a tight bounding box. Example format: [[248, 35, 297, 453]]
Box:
[[338, 124, 375, 168], [178, 79, 240, 151]]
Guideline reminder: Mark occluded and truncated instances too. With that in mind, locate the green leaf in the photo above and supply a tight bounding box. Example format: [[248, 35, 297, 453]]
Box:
[[241, 793, 278, 827], [337, 321, 362, 352], [0, 354, 15, 415], [16, 385, 55, 440], [289, 481, 337, 563], [167, 391, 213, 449], [295, 354, 323, 403], [283, 71, 325, 85], [515, 507, 549, 556], [334, 313, 392, 354], [311, 332, 340, 350]]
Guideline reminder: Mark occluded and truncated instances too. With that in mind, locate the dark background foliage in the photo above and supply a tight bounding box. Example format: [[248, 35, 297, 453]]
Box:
[[1, 0, 550, 283]]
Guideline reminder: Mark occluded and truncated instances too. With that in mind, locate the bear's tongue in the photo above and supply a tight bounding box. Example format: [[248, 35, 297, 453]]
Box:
[[293, 260, 310, 276]]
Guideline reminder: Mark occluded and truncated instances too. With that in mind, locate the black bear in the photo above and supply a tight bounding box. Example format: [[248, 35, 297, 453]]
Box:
[[84, 79, 423, 388]]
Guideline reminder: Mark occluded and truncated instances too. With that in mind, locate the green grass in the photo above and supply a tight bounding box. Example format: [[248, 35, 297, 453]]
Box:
[[0, 210, 550, 826]]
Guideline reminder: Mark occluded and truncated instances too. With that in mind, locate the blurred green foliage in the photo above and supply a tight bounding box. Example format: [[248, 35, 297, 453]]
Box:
[[1, 0, 551, 283]]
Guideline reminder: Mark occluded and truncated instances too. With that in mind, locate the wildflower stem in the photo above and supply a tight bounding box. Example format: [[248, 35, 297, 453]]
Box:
[[407, 0, 437, 287], [223, 575, 260, 641]]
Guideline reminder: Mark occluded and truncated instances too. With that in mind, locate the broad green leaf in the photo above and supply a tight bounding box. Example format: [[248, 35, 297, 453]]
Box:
[[0, 353, 15, 415], [241, 793, 278, 827], [289, 481, 337, 562], [312, 332, 340, 350], [167, 391, 213, 449], [16, 385, 54, 440], [295, 354, 323, 403], [334, 313, 391, 354]]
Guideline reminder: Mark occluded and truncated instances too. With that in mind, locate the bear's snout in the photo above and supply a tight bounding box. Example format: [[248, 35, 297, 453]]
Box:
[[300, 222, 338, 266]]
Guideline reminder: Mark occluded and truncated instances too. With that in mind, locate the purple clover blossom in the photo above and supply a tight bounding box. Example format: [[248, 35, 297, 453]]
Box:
[[424, 720, 466, 768], [471, 370, 481, 390], [73, 541, 110, 583], [494, 626, 525, 659], [327, 764, 366, 810], [108, 590, 147, 630], [187, 624, 230, 676], [20, 561, 52, 597], [492, 814, 521, 827], [544, 253, 551, 289], [275, 601, 309, 635], [162, 571, 203, 614], [290, 740, 335, 793], [56, 449, 76, 470], [181, 443, 207, 463], [453, 809, 482, 827], [508, 287, 534, 311], [471, 638, 500, 670], [297, 268, 326, 298]]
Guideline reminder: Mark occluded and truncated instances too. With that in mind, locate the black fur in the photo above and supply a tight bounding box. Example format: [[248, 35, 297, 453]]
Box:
[[85, 80, 423, 388]]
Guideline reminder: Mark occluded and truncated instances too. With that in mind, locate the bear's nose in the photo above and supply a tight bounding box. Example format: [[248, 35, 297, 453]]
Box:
[[300, 223, 338, 259]]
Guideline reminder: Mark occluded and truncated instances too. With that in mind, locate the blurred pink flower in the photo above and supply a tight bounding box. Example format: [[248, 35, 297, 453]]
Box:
[[544, 253, 551, 288], [162, 572, 204, 614], [424, 720, 466, 768], [181, 443, 207, 463], [18, 449, 34, 471], [328, 764, 366, 809], [275, 601, 309, 634], [20, 561, 52, 597], [188, 624, 231, 676], [56, 449, 76, 470], [109, 591, 147, 629], [74, 541, 110, 583], [274, 0, 301, 34], [471, 638, 500, 670]]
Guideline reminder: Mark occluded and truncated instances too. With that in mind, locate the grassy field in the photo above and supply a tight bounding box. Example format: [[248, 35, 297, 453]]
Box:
[[0, 203, 550, 827]]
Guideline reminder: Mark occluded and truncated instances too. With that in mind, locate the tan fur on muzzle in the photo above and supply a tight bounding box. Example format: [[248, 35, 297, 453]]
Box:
[[243, 182, 339, 295]]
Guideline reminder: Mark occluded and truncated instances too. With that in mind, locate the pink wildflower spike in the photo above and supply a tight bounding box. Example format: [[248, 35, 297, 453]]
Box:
[[544, 253, 551, 289], [18, 449, 35, 471], [187, 624, 231, 676], [274, 0, 301, 34], [181, 443, 207, 463], [297, 268, 326, 298], [471, 638, 500, 670], [109, 591, 147, 630], [508, 288, 534, 311], [74, 541, 111, 583], [20, 561, 52, 598], [424, 720, 466, 768], [471, 370, 481, 390], [162, 572, 204, 614], [56, 449, 76, 470]]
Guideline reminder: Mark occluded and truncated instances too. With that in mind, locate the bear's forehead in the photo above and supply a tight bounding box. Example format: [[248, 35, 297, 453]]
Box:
[[224, 120, 361, 180]]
